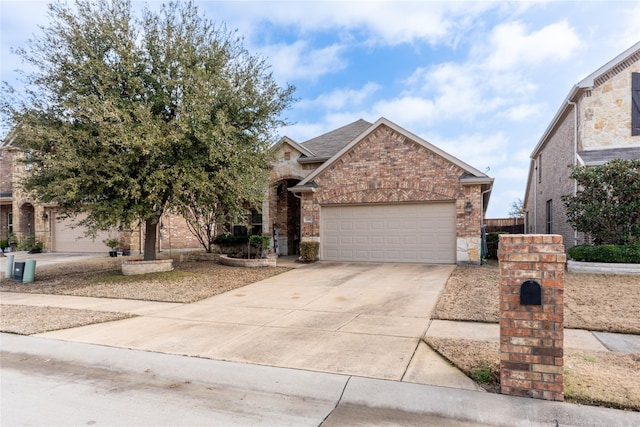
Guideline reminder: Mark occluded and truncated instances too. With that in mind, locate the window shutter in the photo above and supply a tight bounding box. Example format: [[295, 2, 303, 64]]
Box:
[[633, 73, 640, 136]]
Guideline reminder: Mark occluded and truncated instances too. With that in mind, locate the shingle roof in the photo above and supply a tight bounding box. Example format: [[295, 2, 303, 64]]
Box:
[[579, 147, 640, 165], [300, 119, 372, 157], [297, 117, 493, 188]]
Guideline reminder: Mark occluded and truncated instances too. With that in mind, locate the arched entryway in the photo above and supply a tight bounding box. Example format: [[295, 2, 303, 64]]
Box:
[[272, 178, 301, 256]]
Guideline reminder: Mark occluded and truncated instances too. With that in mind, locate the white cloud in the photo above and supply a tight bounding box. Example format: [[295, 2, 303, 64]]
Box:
[[300, 82, 381, 110], [501, 103, 543, 121], [279, 121, 327, 142], [369, 96, 436, 127], [258, 41, 346, 83], [214, 1, 494, 47], [596, 3, 640, 52], [428, 132, 509, 174], [402, 62, 509, 123], [513, 147, 534, 163], [482, 20, 581, 71]]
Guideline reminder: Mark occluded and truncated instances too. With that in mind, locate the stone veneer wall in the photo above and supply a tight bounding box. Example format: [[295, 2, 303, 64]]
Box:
[[299, 124, 484, 263], [267, 141, 314, 256], [580, 59, 640, 150]]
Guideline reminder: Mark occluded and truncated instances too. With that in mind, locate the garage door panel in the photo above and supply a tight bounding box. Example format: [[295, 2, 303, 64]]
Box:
[[53, 214, 112, 253], [321, 203, 455, 264], [340, 223, 354, 232], [385, 236, 401, 245]]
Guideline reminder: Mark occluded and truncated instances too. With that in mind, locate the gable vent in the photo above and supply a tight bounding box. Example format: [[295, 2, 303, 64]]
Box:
[[593, 51, 640, 88]]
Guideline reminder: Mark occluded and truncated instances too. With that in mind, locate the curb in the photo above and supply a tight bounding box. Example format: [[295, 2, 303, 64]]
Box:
[[3, 334, 639, 427]]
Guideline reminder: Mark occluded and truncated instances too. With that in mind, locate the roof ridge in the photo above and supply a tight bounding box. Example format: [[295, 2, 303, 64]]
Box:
[[299, 119, 373, 158], [300, 119, 372, 145]]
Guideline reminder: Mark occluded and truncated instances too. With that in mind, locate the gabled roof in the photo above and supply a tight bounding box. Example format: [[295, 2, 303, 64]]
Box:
[[272, 136, 316, 158], [296, 117, 493, 187], [530, 41, 640, 159], [300, 119, 372, 157]]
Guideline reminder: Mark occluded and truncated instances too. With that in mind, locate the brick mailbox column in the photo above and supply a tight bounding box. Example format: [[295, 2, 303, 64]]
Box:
[[498, 234, 566, 401]]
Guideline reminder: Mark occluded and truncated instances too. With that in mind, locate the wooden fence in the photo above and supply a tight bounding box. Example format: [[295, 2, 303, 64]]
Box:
[[485, 217, 524, 233]]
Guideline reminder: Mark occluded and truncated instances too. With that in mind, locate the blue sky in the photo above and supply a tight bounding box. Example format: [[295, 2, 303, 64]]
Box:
[[2, 1, 639, 217]]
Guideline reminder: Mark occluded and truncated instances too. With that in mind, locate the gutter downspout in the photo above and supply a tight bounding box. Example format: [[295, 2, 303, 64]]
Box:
[[480, 187, 492, 262], [480, 188, 492, 226], [533, 160, 537, 233], [568, 100, 578, 246]]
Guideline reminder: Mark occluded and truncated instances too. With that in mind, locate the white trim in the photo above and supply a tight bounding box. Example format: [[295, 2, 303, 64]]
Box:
[[273, 136, 316, 158], [530, 42, 640, 159]]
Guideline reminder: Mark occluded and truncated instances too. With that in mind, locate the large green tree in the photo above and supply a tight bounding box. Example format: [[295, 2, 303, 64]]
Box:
[[562, 159, 640, 245], [2, 0, 294, 260]]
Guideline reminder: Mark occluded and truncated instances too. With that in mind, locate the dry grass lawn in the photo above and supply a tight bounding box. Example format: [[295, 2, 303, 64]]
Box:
[[426, 337, 640, 410], [1, 255, 291, 336], [1, 256, 291, 303], [0, 304, 132, 335], [433, 260, 640, 334], [430, 261, 640, 410]]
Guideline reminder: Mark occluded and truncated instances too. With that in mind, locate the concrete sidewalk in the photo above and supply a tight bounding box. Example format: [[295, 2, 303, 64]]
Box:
[[425, 319, 640, 354], [2, 259, 639, 425], [2, 333, 639, 426]]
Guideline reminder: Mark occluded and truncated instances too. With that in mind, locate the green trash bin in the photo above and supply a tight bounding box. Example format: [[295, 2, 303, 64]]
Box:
[[23, 259, 36, 283]]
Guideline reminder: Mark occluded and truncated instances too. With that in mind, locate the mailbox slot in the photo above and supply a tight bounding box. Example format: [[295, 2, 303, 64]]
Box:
[[520, 279, 542, 305]]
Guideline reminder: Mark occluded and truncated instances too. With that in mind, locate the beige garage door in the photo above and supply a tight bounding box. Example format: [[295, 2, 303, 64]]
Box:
[[321, 203, 456, 263], [52, 214, 112, 253]]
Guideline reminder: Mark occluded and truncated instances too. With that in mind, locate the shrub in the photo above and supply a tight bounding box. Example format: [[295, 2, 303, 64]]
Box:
[[0, 239, 7, 250], [249, 235, 271, 258], [213, 234, 249, 247], [568, 244, 640, 264], [485, 232, 508, 259], [562, 159, 640, 245], [103, 238, 122, 249], [299, 241, 319, 262]]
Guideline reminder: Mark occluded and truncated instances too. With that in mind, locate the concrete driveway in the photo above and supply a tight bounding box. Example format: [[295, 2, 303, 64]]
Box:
[[37, 262, 480, 389]]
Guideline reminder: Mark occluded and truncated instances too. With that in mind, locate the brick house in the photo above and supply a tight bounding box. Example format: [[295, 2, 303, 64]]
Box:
[[1, 130, 201, 254], [263, 117, 494, 264], [523, 42, 640, 249]]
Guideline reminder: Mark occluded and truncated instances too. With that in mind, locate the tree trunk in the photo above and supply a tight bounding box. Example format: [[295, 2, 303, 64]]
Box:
[[144, 219, 158, 261]]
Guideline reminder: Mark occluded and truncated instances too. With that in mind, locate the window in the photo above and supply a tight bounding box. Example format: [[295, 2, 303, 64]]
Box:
[[250, 209, 262, 235], [546, 199, 553, 234], [232, 225, 247, 237], [632, 72, 640, 136], [232, 209, 263, 236], [7, 212, 13, 234]]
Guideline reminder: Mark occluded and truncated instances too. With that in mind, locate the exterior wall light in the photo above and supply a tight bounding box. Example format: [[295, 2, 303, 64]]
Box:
[[465, 201, 473, 214]]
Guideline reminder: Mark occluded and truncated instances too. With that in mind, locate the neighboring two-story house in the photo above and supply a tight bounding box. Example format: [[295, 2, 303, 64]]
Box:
[[524, 42, 640, 249], [1, 130, 201, 253], [3, 116, 494, 263], [264, 117, 493, 264]]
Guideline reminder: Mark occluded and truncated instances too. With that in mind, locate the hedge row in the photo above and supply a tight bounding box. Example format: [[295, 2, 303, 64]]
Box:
[[568, 244, 640, 264], [212, 234, 249, 247]]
